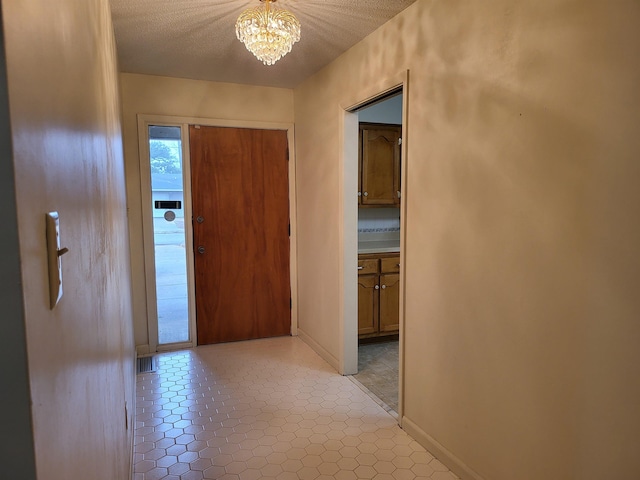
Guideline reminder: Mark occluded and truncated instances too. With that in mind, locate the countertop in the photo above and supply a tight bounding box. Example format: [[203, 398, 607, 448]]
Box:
[[358, 240, 400, 254]]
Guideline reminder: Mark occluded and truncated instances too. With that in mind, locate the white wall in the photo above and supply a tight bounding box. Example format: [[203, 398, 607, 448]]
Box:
[[2, 1, 135, 479], [294, 0, 640, 479], [358, 94, 403, 124], [119, 73, 294, 349]]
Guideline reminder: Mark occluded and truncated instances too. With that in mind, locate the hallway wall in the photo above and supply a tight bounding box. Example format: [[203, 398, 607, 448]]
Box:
[[293, 0, 640, 479], [2, 1, 135, 479], [0, 8, 36, 478], [119, 73, 294, 350]]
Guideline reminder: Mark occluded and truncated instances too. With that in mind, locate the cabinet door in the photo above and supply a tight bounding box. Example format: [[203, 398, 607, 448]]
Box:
[[357, 275, 379, 335], [361, 125, 401, 206], [379, 273, 400, 333], [358, 141, 363, 204]]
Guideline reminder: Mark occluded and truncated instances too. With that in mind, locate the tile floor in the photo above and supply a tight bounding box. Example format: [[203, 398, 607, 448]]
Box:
[[352, 340, 399, 414], [134, 336, 458, 480]]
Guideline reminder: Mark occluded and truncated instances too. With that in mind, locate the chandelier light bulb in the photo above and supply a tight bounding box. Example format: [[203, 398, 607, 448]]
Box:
[[236, 0, 301, 66]]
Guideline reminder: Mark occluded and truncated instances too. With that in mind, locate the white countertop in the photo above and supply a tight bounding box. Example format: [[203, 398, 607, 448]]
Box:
[[358, 240, 400, 254]]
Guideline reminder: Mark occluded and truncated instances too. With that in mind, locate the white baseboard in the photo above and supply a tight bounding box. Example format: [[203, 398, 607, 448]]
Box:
[[297, 328, 341, 373], [402, 416, 485, 480]]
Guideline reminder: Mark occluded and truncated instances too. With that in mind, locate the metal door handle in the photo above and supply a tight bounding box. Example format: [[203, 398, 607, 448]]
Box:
[[381, 285, 386, 289], [374, 285, 379, 290], [197, 246, 205, 254], [357, 266, 364, 270], [363, 192, 368, 196], [196, 216, 204, 224]]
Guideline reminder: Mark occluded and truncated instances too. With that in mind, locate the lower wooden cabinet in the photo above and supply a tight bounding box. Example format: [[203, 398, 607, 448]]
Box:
[[379, 273, 399, 333], [357, 275, 378, 335], [358, 253, 400, 338]]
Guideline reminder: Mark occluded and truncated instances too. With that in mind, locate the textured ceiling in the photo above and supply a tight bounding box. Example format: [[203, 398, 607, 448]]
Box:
[[110, 0, 417, 89]]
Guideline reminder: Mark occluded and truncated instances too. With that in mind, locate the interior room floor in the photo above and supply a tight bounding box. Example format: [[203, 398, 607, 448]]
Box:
[[134, 336, 457, 480], [352, 340, 399, 414]]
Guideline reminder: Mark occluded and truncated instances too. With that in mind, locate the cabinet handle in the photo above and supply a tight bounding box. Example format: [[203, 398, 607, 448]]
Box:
[[357, 266, 364, 270], [357, 192, 362, 197], [381, 285, 386, 289], [397, 191, 401, 198], [396, 263, 400, 267], [363, 192, 368, 196], [374, 285, 379, 290]]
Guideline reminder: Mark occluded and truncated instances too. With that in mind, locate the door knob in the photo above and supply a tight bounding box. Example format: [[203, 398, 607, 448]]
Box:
[[197, 246, 205, 254], [196, 216, 204, 224]]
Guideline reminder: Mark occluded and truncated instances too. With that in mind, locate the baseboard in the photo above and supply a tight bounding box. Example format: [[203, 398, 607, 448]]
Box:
[[297, 328, 341, 373], [402, 416, 485, 480], [128, 409, 135, 480], [129, 349, 137, 480]]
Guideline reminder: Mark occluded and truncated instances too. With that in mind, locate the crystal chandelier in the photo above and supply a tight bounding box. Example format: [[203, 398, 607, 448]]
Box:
[[235, 0, 301, 66]]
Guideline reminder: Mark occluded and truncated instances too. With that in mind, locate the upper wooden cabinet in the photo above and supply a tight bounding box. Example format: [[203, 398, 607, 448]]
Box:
[[359, 123, 401, 206]]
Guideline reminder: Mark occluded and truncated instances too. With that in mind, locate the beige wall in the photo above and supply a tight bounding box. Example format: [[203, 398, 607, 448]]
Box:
[[294, 1, 640, 479], [2, 1, 135, 479], [0, 11, 37, 478], [119, 73, 294, 348]]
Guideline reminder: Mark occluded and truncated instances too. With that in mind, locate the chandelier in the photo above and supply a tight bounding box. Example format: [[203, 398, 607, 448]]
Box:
[[235, 0, 301, 66]]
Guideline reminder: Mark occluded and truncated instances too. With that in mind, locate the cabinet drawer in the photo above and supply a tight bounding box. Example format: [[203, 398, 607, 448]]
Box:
[[380, 256, 400, 273], [358, 259, 378, 275]]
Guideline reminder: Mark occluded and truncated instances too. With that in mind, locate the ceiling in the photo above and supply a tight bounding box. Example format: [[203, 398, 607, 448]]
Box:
[[110, 0, 417, 89]]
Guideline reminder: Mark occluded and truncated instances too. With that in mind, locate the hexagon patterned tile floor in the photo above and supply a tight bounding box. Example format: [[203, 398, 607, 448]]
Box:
[[134, 336, 458, 480]]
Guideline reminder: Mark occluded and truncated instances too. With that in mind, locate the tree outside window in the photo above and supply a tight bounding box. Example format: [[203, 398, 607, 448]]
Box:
[[150, 140, 181, 174]]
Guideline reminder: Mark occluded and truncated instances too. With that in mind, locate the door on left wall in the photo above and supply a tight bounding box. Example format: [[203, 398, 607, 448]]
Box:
[[147, 125, 190, 346]]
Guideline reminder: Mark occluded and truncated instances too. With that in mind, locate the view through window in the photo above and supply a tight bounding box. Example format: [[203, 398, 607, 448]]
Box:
[[149, 125, 189, 345]]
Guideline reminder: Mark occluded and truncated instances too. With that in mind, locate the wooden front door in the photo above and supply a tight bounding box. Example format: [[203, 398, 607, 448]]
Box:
[[189, 125, 291, 345]]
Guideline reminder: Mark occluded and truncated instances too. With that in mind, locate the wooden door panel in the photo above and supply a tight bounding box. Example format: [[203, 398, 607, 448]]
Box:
[[190, 126, 290, 345], [379, 273, 399, 333], [361, 125, 400, 205], [358, 275, 378, 335]]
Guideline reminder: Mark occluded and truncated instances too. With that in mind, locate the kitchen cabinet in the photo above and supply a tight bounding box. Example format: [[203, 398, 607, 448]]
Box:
[[357, 253, 400, 338], [358, 123, 401, 207]]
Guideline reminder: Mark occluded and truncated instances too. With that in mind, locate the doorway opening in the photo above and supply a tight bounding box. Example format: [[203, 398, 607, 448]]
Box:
[[350, 91, 403, 415], [137, 115, 298, 354]]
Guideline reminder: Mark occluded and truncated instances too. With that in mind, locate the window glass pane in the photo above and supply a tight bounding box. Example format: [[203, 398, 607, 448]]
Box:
[[149, 126, 189, 345]]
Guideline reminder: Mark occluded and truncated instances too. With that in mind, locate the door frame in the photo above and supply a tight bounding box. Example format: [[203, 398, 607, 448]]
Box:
[[137, 114, 299, 353], [339, 70, 409, 423]]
